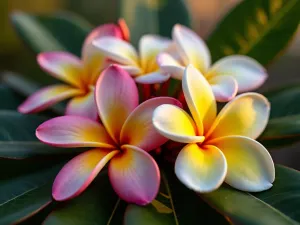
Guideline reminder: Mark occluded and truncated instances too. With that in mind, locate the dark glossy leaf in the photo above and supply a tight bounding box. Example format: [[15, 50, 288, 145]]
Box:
[[207, 0, 300, 65], [0, 110, 80, 159], [11, 11, 92, 56], [43, 172, 121, 225], [264, 84, 300, 119], [0, 163, 63, 225], [201, 165, 300, 225], [258, 85, 300, 148], [119, 0, 190, 45], [124, 168, 229, 225], [0, 84, 23, 110], [259, 115, 300, 148]]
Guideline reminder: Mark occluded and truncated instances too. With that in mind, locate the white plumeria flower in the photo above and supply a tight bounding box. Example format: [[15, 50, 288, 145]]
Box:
[[93, 35, 172, 84], [157, 24, 267, 102]]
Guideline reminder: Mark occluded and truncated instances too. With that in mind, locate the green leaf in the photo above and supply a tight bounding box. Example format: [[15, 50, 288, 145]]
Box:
[[0, 110, 81, 159], [43, 172, 121, 225], [0, 163, 63, 225], [257, 85, 300, 148], [201, 165, 300, 225], [207, 0, 300, 65], [11, 11, 92, 56], [264, 84, 300, 119], [0, 84, 23, 110], [120, 0, 190, 45], [124, 168, 229, 225], [259, 115, 300, 148]]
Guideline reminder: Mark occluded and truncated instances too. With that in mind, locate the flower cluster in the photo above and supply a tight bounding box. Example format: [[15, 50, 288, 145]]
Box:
[[19, 20, 275, 205]]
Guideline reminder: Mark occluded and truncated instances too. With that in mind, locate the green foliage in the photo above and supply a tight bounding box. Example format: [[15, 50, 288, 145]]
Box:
[[207, 0, 300, 65], [119, 0, 190, 45], [0, 163, 63, 224], [259, 85, 300, 148], [201, 165, 300, 225], [11, 11, 92, 56], [0, 110, 82, 158], [0, 85, 23, 110]]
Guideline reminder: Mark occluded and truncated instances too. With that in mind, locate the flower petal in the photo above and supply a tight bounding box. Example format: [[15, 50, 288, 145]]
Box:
[[36, 116, 115, 148], [96, 65, 139, 143], [82, 24, 124, 84], [207, 93, 270, 140], [121, 97, 182, 151], [118, 65, 142, 75], [93, 37, 138, 66], [53, 148, 119, 201], [175, 143, 227, 192], [118, 18, 130, 41], [208, 55, 267, 92], [209, 75, 238, 102], [109, 145, 160, 205], [134, 71, 170, 84], [18, 85, 82, 114], [182, 64, 216, 135], [210, 136, 275, 192], [152, 104, 205, 143], [157, 53, 185, 80], [37, 52, 83, 88], [172, 24, 211, 73], [139, 34, 171, 70], [65, 91, 98, 121]]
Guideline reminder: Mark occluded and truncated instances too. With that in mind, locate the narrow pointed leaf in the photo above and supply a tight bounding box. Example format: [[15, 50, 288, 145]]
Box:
[[0, 163, 63, 224], [11, 11, 92, 56], [201, 165, 300, 225], [207, 0, 300, 65]]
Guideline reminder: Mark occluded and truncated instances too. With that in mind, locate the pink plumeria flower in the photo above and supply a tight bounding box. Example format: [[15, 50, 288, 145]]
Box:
[[18, 20, 129, 120], [157, 24, 267, 102], [153, 64, 275, 193], [36, 65, 181, 205], [93, 34, 172, 84]]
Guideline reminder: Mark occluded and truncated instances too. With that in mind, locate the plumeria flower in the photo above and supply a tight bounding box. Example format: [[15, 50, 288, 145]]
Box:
[[93, 34, 172, 84], [18, 20, 129, 120], [36, 65, 181, 205], [152, 64, 275, 193], [157, 24, 267, 102]]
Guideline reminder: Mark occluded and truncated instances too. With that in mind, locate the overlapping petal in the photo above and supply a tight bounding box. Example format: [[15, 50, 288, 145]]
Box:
[[53, 148, 119, 201], [139, 35, 171, 70], [134, 71, 170, 84], [207, 93, 270, 140], [121, 97, 182, 151], [183, 65, 216, 135], [153, 104, 205, 143], [18, 84, 82, 114], [65, 90, 98, 120], [93, 37, 138, 65], [36, 116, 115, 148], [82, 23, 124, 84], [210, 136, 275, 192], [173, 24, 211, 73], [208, 55, 267, 92], [95, 65, 139, 143], [208, 75, 238, 102], [109, 145, 160, 205], [157, 53, 185, 80], [37, 52, 83, 88], [175, 144, 227, 192]]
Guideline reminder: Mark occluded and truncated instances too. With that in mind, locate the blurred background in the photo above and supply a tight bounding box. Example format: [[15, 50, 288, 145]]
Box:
[[1, 0, 300, 168]]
